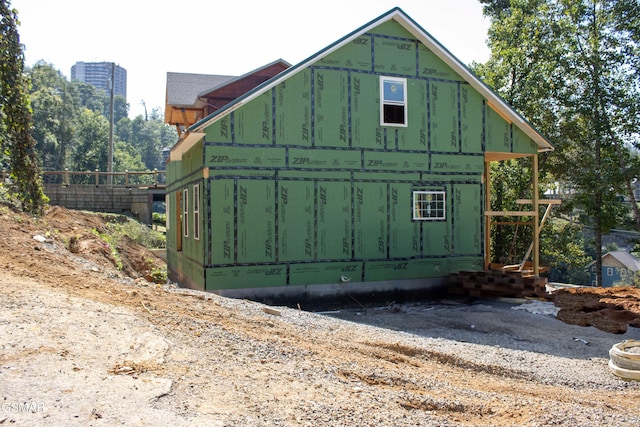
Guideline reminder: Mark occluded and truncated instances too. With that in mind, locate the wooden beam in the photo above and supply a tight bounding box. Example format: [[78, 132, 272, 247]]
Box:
[[532, 154, 539, 276], [516, 199, 561, 205], [484, 161, 491, 271], [490, 221, 535, 226], [485, 211, 538, 217]]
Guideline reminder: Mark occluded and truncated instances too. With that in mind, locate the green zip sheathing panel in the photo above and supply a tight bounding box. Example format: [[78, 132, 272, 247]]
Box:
[[168, 248, 205, 290], [288, 148, 360, 169], [351, 72, 381, 149], [430, 81, 459, 152], [486, 105, 511, 152], [205, 115, 232, 144], [461, 86, 484, 153], [430, 154, 484, 174], [289, 262, 363, 285], [364, 151, 428, 172], [169, 17, 543, 296], [418, 43, 464, 82], [354, 182, 387, 259], [278, 180, 315, 261], [365, 258, 448, 281], [234, 91, 273, 145], [317, 181, 352, 259], [453, 184, 483, 255], [314, 69, 349, 148], [317, 36, 372, 70], [237, 180, 276, 263], [277, 70, 312, 146], [207, 265, 286, 290], [210, 180, 235, 265], [512, 126, 539, 155], [206, 145, 286, 168]]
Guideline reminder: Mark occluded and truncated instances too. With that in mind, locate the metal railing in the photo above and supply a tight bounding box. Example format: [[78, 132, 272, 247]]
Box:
[[36, 169, 166, 187]]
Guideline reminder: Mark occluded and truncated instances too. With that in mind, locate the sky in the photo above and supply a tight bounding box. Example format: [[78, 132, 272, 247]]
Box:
[[11, 0, 492, 119]]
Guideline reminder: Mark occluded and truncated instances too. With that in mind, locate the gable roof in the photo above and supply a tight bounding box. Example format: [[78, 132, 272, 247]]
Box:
[[166, 59, 291, 109], [177, 7, 553, 156], [604, 251, 640, 272], [166, 72, 236, 107]]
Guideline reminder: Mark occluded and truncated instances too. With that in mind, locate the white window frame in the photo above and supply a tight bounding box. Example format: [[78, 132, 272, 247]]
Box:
[[413, 190, 446, 221], [182, 188, 189, 238], [193, 184, 200, 241], [606, 267, 614, 277], [380, 76, 408, 127], [165, 195, 170, 230]]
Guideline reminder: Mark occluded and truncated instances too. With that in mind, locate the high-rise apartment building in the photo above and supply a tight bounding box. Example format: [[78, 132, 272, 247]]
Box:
[[71, 61, 127, 99]]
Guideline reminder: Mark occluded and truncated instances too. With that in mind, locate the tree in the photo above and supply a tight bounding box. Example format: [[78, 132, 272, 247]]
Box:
[[0, 1, 46, 214], [116, 115, 177, 171], [478, 0, 640, 286], [473, 0, 564, 265], [28, 61, 77, 172], [70, 109, 109, 176]]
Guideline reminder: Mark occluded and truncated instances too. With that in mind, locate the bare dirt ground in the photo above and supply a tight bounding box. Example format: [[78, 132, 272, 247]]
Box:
[[1, 205, 640, 426]]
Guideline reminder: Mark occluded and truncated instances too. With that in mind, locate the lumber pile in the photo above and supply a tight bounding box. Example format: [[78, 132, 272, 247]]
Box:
[[448, 267, 549, 299]]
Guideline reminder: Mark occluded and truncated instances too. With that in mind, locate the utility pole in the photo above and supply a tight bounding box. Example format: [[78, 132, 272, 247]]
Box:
[[107, 62, 115, 186]]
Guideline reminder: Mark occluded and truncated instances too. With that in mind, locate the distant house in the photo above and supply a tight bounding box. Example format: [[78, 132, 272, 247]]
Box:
[[163, 7, 554, 301], [588, 251, 640, 287]]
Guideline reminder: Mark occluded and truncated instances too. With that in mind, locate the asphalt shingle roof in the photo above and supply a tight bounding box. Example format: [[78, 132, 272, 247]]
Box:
[[166, 72, 236, 106]]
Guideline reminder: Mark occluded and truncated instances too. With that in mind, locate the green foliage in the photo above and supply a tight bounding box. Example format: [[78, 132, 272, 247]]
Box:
[[479, 0, 640, 285], [0, 1, 47, 215], [103, 215, 166, 249], [149, 266, 167, 284], [152, 212, 166, 226], [28, 61, 76, 171], [116, 115, 176, 171], [540, 219, 591, 285], [70, 109, 110, 173], [91, 214, 166, 271], [25, 61, 178, 175], [91, 227, 123, 271], [489, 158, 535, 264]]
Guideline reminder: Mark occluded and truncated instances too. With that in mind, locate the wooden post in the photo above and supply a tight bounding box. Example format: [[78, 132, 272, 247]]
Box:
[[532, 154, 539, 276], [484, 160, 492, 270]]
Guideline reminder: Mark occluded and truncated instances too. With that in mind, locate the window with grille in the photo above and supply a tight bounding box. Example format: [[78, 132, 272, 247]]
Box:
[[413, 190, 446, 221], [380, 76, 407, 126]]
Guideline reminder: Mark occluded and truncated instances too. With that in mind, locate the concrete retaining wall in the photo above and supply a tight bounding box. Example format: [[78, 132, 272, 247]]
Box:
[[44, 185, 152, 224]]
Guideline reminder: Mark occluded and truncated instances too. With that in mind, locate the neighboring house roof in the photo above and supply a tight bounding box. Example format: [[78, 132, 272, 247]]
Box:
[[183, 7, 554, 155], [166, 59, 291, 108], [588, 251, 640, 272], [195, 59, 291, 100], [165, 72, 236, 107]]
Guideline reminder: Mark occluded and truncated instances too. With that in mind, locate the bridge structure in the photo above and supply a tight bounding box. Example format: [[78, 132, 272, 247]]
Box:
[[38, 170, 166, 224]]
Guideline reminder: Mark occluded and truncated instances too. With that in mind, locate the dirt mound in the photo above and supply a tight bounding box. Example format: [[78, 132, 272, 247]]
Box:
[[0, 204, 166, 284], [554, 286, 640, 333]]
